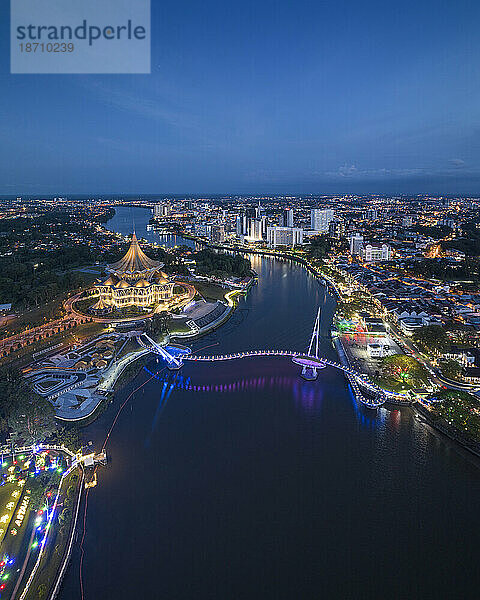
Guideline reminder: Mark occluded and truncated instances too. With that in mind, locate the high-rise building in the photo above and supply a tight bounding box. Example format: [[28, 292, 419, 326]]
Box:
[[211, 225, 225, 243], [281, 208, 294, 227], [311, 209, 334, 232], [363, 209, 378, 221], [329, 219, 345, 239], [267, 227, 303, 248], [349, 233, 364, 256], [247, 218, 264, 241], [154, 203, 170, 217], [236, 215, 247, 236], [194, 223, 211, 237]]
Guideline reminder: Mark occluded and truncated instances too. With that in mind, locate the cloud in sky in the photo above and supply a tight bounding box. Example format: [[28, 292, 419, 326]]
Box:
[[324, 165, 425, 179]]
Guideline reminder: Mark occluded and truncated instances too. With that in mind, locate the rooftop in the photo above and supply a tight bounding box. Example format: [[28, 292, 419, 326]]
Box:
[[108, 232, 162, 278]]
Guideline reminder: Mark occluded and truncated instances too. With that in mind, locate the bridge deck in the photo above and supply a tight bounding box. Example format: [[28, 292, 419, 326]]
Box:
[[139, 331, 394, 408]]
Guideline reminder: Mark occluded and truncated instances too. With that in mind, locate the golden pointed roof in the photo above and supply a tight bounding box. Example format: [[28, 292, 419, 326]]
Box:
[[109, 232, 162, 277], [92, 296, 110, 311], [115, 279, 130, 289], [134, 278, 151, 288], [102, 274, 119, 286], [155, 271, 170, 285]]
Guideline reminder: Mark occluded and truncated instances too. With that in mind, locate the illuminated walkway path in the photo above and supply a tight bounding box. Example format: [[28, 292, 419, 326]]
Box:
[[184, 351, 389, 408], [138, 335, 401, 409], [137, 306, 415, 409]]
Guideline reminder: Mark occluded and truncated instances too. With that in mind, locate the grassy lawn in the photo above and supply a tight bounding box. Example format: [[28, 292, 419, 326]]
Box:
[[117, 337, 142, 358], [191, 281, 227, 302], [168, 319, 192, 335], [371, 376, 415, 393], [71, 296, 96, 314], [71, 321, 108, 342]]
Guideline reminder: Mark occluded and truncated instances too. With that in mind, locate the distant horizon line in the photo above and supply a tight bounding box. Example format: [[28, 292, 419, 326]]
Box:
[[1, 191, 478, 200]]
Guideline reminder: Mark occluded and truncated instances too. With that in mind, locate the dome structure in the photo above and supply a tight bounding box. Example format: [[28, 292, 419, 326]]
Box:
[[154, 271, 170, 285], [90, 296, 112, 314]]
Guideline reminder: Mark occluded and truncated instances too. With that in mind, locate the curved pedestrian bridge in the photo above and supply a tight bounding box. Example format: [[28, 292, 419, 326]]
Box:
[[138, 336, 399, 409]]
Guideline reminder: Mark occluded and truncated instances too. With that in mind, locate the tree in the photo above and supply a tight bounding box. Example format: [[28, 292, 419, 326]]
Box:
[[0, 365, 57, 444], [193, 249, 251, 278], [381, 354, 428, 387], [441, 359, 462, 381], [52, 427, 81, 453], [412, 325, 449, 354], [7, 397, 56, 446], [306, 235, 331, 260]]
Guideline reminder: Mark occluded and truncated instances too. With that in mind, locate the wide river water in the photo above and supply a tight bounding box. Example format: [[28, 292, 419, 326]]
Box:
[[61, 207, 480, 599]]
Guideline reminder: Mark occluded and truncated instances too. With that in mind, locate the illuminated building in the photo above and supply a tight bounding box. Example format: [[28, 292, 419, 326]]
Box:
[[211, 224, 225, 243], [280, 208, 294, 227], [362, 243, 392, 262], [310, 208, 334, 232], [267, 226, 303, 248], [349, 233, 364, 256], [93, 233, 175, 311]]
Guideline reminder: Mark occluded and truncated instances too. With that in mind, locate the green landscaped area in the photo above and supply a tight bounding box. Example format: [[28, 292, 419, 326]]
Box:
[[167, 319, 192, 335], [0, 270, 102, 341], [0, 450, 71, 599], [427, 390, 480, 443], [23, 469, 82, 600], [371, 354, 430, 393], [371, 375, 413, 393], [70, 321, 108, 343], [0, 298, 65, 340], [193, 281, 228, 302]]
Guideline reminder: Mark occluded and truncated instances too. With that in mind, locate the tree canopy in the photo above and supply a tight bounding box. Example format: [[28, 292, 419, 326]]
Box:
[[381, 354, 429, 387], [412, 325, 449, 354], [0, 365, 57, 444], [305, 235, 331, 261], [193, 249, 251, 278]]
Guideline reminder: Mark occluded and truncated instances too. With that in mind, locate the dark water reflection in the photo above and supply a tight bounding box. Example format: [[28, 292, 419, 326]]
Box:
[[60, 209, 480, 600]]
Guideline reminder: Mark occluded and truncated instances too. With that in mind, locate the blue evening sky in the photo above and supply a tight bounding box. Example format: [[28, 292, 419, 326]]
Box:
[[1, 0, 480, 195]]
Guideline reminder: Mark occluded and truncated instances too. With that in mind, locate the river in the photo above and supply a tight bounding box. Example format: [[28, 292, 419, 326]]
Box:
[[61, 206, 480, 600]]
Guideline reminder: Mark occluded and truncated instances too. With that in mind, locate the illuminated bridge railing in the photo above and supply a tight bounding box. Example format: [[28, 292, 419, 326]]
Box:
[[183, 350, 386, 408], [139, 338, 405, 409]]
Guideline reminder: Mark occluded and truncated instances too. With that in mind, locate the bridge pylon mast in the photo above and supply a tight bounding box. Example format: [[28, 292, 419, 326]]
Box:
[[300, 306, 326, 380]]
